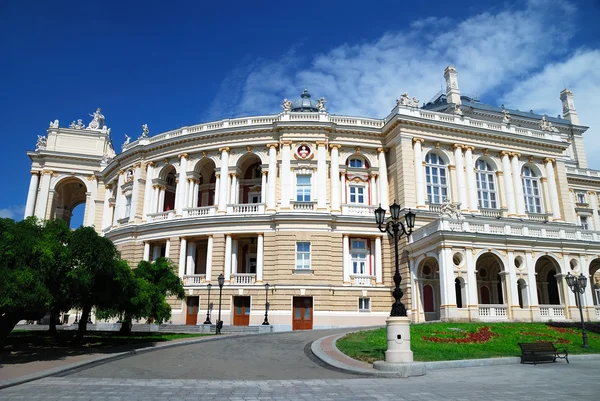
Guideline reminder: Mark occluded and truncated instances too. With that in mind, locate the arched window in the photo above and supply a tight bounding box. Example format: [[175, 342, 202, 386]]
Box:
[[522, 166, 542, 213], [425, 153, 448, 204], [475, 159, 497, 209]]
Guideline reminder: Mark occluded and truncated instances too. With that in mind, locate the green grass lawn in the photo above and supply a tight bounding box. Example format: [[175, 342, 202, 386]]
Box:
[[336, 322, 600, 363]]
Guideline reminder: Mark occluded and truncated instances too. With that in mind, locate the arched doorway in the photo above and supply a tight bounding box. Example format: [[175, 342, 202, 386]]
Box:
[[51, 178, 87, 228], [475, 252, 506, 317], [193, 159, 217, 207], [417, 257, 440, 321], [237, 154, 263, 204], [159, 166, 177, 212], [588, 259, 600, 307], [455, 277, 465, 309], [535, 256, 563, 318]]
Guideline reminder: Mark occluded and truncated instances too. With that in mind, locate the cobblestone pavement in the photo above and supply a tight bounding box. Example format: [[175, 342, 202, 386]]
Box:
[[1, 360, 599, 400]]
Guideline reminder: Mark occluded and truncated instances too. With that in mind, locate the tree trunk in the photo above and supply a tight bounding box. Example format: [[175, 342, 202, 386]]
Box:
[[75, 305, 91, 343], [119, 315, 132, 335], [48, 307, 58, 336], [0, 313, 21, 346]]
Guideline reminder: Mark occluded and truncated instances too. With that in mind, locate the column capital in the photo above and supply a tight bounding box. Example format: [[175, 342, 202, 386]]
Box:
[[266, 143, 279, 149], [496, 171, 504, 177], [316, 140, 328, 147], [145, 161, 154, 169], [118, 169, 125, 175], [464, 146, 475, 152], [229, 172, 237, 178], [511, 152, 521, 158], [219, 147, 230, 152], [30, 170, 40, 175], [586, 190, 596, 195], [453, 143, 464, 150], [448, 165, 456, 171], [499, 150, 511, 157], [543, 157, 556, 164], [261, 170, 268, 176], [279, 140, 293, 146], [412, 137, 424, 144], [329, 143, 342, 150], [132, 162, 142, 169], [178, 153, 189, 159], [105, 183, 113, 190], [540, 177, 548, 183], [377, 147, 387, 154], [370, 172, 379, 178]]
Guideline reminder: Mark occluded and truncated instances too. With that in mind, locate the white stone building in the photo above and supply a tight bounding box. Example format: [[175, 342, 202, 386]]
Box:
[[24, 67, 600, 330]]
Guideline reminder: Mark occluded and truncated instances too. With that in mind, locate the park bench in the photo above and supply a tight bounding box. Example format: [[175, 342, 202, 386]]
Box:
[[518, 342, 569, 365]]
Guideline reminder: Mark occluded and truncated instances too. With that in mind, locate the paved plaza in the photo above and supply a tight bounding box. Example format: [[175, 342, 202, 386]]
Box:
[[1, 329, 599, 400]]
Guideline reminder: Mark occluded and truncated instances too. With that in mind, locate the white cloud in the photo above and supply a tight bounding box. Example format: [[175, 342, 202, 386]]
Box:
[[207, 1, 600, 167], [0, 205, 25, 220]]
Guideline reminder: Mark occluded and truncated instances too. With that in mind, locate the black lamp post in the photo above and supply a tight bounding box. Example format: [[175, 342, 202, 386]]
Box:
[[262, 283, 270, 325], [204, 283, 212, 325], [374, 200, 416, 317], [216, 274, 225, 334], [566, 272, 589, 348]]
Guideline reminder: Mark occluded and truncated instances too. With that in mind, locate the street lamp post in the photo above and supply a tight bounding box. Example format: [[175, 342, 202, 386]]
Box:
[[374, 200, 416, 316], [216, 274, 224, 335], [566, 272, 589, 348], [262, 283, 270, 325], [203, 283, 212, 325]]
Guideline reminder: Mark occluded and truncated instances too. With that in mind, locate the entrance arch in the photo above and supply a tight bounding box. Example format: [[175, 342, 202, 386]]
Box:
[[236, 154, 263, 204], [535, 256, 562, 305], [475, 252, 505, 305], [193, 159, 217, 207], [589, 258, 600, 306], [51, 177, 88, 228], [417, 257, 440, 321]]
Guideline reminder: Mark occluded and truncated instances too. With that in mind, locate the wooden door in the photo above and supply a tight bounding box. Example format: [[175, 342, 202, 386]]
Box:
[[233, 296, 250, 326], [292, 297, 313, 330], [186, 296, 199, 325]]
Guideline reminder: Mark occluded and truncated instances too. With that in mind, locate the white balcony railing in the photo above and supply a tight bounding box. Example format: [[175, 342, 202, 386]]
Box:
[[595, 307, 600, 319], [527, 212, 550, 222], [184, 206, 216, 217], [342, 204, 376, 216], [291, 201, 317, 211], [539, 305, 565, 318], [231, 273, 256, 285], [350, 275, 375, 286], [183, 274, 206, 286], [147, 211, 174, 222], [226, 203, 265, 214], [478, 304, 507, 318]]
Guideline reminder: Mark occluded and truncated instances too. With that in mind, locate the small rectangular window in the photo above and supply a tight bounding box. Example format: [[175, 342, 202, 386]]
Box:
[[577, 193, 587, 204], [358, 298, 371, 312], [581, 216, 590, 231], [125, 195, 132, 217], [296, 175, 311, 202], [349, 185, 366, 204], [296, 242, 311, 269]]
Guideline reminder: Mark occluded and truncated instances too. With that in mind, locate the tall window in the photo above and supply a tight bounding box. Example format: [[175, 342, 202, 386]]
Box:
[[581, 216, 590, 231], [522, 166, 542, 213], [296, 242, 311, 269], [425, 153, 448, 204], [576, 192, 587, 204], [475, 160, 497, 209], [296, 175, 311, 202], [125, 195, 132, 218], [349, 185, 366, 204], [350, 239, 369, 275]]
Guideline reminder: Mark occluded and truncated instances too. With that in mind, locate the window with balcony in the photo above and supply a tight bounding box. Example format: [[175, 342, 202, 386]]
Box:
[[425, 153, 448, 204], [349, 185, 366, 204], [296, 242, 311, 270], [475, 160, 497, 209], [576, 192, 587, 205], [358, 297, 371, 312], [296, 175, 311, 202], [522, 166, 542, 213], [351, 239, 369, 275], [581, 216, 591, 231]]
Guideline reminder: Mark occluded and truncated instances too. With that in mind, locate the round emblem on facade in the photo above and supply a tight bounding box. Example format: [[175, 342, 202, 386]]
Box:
[[296, 144, 312, 160]]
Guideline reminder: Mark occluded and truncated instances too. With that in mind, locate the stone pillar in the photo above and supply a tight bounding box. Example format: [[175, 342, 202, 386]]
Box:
[[343, 235, 350, 283], [130, 163, 141, 221], [511, 153, 526, 215], [261, 171, 267, 204], [24, 171, 40, 218], [280, 141, 292, 208], [231, 239, 238, 277], [267, 144, 278, 211], [378, 148, 389, 209], [115, 171, 126, 220], [500, 152, 516, 215], [165, 239, 171, 259], [102, 184, 113, 230], [370, 173, 378, 206], [143, 242, 150, 262], [214, 173, 220, 206], [413, 139, 426, 208], [35, 171, 52, 219], [496, 171, 506, 210], [142, 162, 154, 219], [544, 158, 562, 221], [229, 173, 238, 204], [330, 144, 341, 212], [525, 252, 540, 314], [176, 153, 188, 216], [256, 234, 264, 282], [340, 172, 346, 206], [317, 141, 327, 210], [157, 186, 166, 213], [465, 248, 478, 310], [464, 147, 478, 212], [178, 238, 187, 278], [375, 236, 383, 284], [439, 247, 456, 315], [218, 147, 230, 213], [590, 192, 600, 229], [152, 185, 160, 214], [224, 235, 232, 282], [454, 145, 467, 209], [186, 241, 196, 275], [205, 235, 213, 282]]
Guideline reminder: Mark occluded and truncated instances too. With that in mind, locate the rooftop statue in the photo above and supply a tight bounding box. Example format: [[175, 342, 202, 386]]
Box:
[[282, 98, 292, 112], [123, 134, 131, 146], [441, 198, 462, 220], [35, 135, 47, 151], [140, 124, 149, 138], [396, 93, 419, 108], [69, 119, 86, 129], [49, 119, 59, 128], [540, 116, 559, 132], [316, 97, 327, 112], [88, 108, 105, 130], [502, 107, 512, 124], [453, 103, 463, 116]]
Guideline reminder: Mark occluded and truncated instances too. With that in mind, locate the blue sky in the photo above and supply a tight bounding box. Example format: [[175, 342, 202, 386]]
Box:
[[1, 0, 600, 221]]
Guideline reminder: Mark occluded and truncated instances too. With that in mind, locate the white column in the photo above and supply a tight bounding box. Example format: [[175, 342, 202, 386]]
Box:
[[370, 173, 378, 206], [501, 152, 516, 215], [218, 148, 230, 212], [178, 238, 187, 278], [34, 171, 52, 219], [375, 236, 382, 284], [152, 185, 160, 214], [465, 248, 478, 308], [24, 172, 40, 218], [115, 171, 126, 220], [330, 145, 340, 211], [544, 158, 562, 221], [256, 234, 264, 282], [454, 145, 467, 209], [186, 241, 196, 275], [214, 173, 220, 206], [525, 252, 539, 308], [205, 236, 213, 282], [413, 139, 426, 207], [439, 247, 456, 308], [158, 186, 166, 212], [224, 235, 232, 282], [464, 147, 478, 211], [130, 164, 141, 221], [165, 239, 171, 259], [317, 142, 327, 209], [267, 144, 277, 210], [230, 173, 238, 204], [281, 142, 291, 208], [511, 153, 526, 215], [505, 252, 518, 310], [102, 184, 113, 230], [260, 172, 267, 204], [590, 192, 600, 229], [340, 172, 346, 206], [377, 148, 389, 209], [231, 239, 238, 274], [343, 235, 350, 283], [143, 242, 150, 262], [193, 180, 200, 207], [142, 162, 154, 219], [176, 154, 188, 216]]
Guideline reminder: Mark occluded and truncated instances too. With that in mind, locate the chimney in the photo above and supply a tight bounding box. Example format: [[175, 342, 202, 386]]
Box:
[[444, 66, 461, 105], [560, 89, 580, 125]]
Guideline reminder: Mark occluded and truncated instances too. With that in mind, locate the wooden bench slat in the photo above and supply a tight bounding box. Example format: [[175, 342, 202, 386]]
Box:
[[518, 342, 569, 365]]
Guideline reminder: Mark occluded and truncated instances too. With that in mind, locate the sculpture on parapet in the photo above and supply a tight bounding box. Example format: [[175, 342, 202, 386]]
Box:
[[140, 124, 149, 138], [540, 116, 559, 132], [49, 120, 59, 128], [123, 134, 131, 146], [281, 98, 292, 112], [88, 108, 105, 130], [316, 97, 327, 112], [441, 198, 462, 220], [35, 135, 47, 151], [69, 119, 86, 129], [501, 106, 512, 124], [396, 93, 419, 108], [453, 103, 463, 116]]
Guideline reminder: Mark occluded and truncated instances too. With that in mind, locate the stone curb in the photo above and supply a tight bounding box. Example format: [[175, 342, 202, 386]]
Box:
[[0, 333, 255, 390], [311, 333, 600, 376]]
